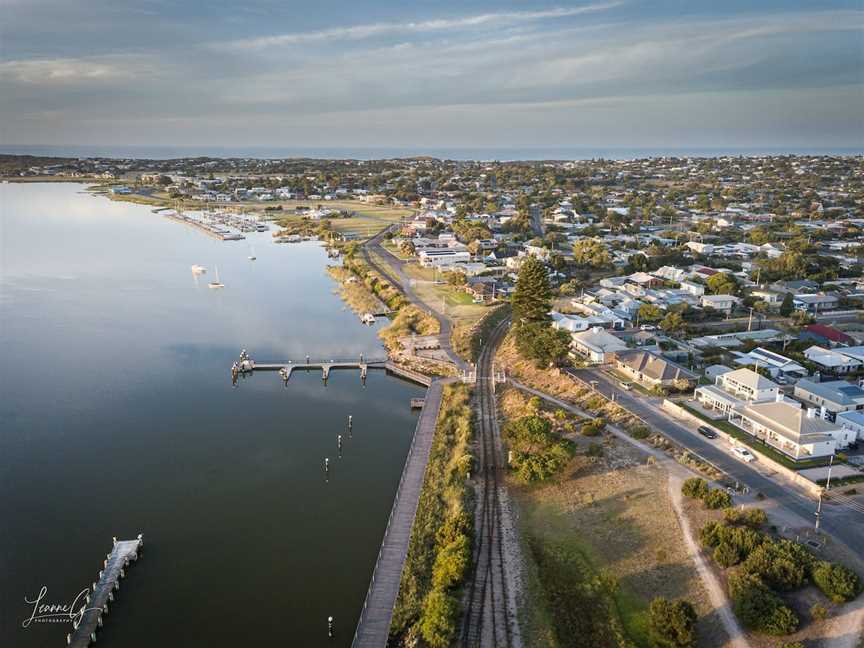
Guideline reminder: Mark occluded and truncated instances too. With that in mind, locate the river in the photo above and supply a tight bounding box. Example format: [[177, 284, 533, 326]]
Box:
[[0, 182, 423, 647]]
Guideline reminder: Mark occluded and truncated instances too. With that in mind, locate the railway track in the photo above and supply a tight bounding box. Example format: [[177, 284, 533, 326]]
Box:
[[461, 319, 515, 648]]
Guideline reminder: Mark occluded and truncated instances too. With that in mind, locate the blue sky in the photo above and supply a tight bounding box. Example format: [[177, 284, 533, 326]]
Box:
[[1, 0, 862, 150]]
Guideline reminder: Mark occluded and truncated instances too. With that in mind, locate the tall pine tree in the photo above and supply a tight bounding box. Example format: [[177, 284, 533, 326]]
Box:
[[512, 256, 552, 324]]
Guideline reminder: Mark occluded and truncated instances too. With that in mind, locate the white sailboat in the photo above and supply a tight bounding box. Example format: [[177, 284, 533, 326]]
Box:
[[208, 266, 225, 289], [248, 246, 256, 261]]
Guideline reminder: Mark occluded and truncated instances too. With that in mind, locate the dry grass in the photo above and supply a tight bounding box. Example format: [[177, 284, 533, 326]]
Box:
[[325, 266, 386, 315], [509, 429, 723, 648]]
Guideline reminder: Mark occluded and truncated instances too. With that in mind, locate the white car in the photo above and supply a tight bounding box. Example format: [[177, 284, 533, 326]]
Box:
[[640, 324, 657, 331], [731, 446, 756, 462]]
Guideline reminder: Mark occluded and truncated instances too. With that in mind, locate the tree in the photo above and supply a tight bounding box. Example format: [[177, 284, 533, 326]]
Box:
[[648, 597, 698, 648], [515, 323, 571, 368], [512, 256, 552, 324], [706, 272, 739, 295], [661, 311, 688, 336], [811, 561, 863, 603], [779, 292, 795, 317], [639, 303, 664, 323], [572, 238, 611, 268]]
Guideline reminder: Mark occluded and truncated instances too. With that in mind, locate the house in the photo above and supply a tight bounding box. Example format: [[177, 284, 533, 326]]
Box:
[[418, 249, 471, 268], [700, 294, 741, 313], [793, 293, 840, 313], [694, 368, 780, 416], [799, 324, 855, 348], [679, 280, 705, 297], [793, 379, 864, 421], [731, 347, 808, 383], [611, 350, 697, 389], [569, 327, 628, 363], [836, 410, 864, 443], [803, 346, 862, 374], [728, 400, 844, 460], [750, 289, 784, 307]]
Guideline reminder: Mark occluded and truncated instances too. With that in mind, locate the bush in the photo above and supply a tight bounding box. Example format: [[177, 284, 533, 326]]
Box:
[[714, 542, 741, 568], [812, 561, 863, 603], [629, 425, 651, 440], [581, 418, 606, 437], [586, 442, 604, 458], [704, 489, 733, 510], [730, 573, 799, 635], [723, 507, 767, 529], [741, 540, 810, 591], [648, 597, 698, 648], [810, 602, 829, 621], [506, 415, 576, 482], [682, 478, 710, 500], [419, 589, 459, 647]]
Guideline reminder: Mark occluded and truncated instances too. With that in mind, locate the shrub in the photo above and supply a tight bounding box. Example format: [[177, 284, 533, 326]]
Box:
[[741, 540, 809, 591], [682, 478, 710, 500], [812, 561, 863, 603], [704, 489, 733, 510], [810, 602, 829, 621], [581, 418, 606, 437], [419, 589, 459, 647], [714, 543, 741, 568], [723, 507, 767, 529], [730, 573, 799, 635], [586, 442, 604, 458], [629, 425, 651, 440], [648, 597, 698, 648]]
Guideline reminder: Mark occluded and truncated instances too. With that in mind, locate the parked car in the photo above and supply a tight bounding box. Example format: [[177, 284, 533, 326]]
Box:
[[619, 381, 633, 391], [640, 324, 657, 331], [697, 425, 718, 439], [732, 446, 756, 462]]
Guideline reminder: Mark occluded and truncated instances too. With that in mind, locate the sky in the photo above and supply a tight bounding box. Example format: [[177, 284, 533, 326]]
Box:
[[1, 0, 863, 153]]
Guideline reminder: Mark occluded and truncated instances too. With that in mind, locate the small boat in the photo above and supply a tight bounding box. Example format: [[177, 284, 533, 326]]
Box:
[[191, 264, 207, 275], [361, 313, 376, 325], [208, 266, 225, 289], [248, 246, 256, 261]]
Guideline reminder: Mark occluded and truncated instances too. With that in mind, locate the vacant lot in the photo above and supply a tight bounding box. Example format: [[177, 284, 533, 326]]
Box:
[[500, 388, 725, 648]]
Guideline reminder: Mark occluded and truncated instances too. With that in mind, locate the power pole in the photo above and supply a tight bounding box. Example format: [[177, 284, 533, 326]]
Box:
[[815, 492, 823, 533]]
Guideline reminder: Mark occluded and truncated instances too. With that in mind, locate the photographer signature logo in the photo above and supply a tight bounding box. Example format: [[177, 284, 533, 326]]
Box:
[[22, 586, 99, 628]]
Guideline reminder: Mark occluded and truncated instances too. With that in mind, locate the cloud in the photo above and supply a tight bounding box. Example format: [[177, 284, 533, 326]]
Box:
[[0, 55, 157, 84], [224, 2, 624, 49]]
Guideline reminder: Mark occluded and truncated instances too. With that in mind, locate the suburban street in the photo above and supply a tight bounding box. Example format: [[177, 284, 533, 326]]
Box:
[[566, 367, 864, 553]]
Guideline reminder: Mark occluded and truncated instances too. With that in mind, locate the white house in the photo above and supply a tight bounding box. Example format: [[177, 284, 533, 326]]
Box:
[[731, 347, 808, 382], [695, 368, 780, 416], [793, 379, 864, 422], [569, 327, 629, 364], [837, 410, 864, 443], [804, 346, 862, 374], [679, 280, 705, 297], [728, 399, 842, 460], [701, 294, 741, 312], [418, 249, 471, 268]]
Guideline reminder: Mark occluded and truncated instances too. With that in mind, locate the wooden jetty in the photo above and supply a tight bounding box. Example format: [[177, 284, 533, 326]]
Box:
[[66, 535, 143, 648], [230, 352, 436, 388], [352, 380, 444, 648]]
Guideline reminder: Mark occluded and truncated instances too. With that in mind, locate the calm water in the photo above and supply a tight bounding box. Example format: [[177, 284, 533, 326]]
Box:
[[0, 183, 422, 647]]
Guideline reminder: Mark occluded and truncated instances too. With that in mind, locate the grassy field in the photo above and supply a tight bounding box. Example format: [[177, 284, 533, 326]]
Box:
[[499, 388, 722, 648]]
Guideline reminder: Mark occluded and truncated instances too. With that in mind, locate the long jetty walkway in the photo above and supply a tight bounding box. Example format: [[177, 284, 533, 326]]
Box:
[[352, 379, 445, 647], [67, 535, 143, 648]]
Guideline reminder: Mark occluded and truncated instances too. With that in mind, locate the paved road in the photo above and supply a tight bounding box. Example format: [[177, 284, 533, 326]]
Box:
[[362, 229, 468, 371], [567, 367, 864, 552]]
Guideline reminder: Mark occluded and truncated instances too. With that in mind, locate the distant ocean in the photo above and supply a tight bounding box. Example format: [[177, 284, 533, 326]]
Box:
[[2, 144, 862, 161]]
